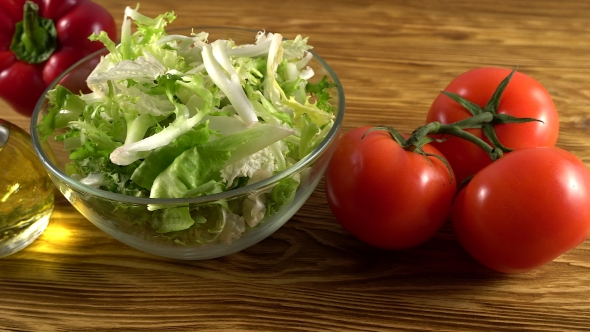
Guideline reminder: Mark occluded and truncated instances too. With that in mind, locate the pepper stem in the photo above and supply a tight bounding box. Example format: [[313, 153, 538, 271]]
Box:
[[10, 1, 58, 64], [22, 2, 40, 53]]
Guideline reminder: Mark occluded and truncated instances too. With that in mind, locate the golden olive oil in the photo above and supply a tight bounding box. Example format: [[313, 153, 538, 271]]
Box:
[[0, 120, 54, 257]]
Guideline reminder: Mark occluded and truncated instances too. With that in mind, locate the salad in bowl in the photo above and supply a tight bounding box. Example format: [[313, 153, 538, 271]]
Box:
[[32, 6, 344, 259]]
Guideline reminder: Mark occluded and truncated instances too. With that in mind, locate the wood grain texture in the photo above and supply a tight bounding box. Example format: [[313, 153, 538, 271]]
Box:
[[1, 0, 590, 330]]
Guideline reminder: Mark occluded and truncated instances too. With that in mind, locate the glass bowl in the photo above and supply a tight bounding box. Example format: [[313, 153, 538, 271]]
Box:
[[30, 27, 345, 260]]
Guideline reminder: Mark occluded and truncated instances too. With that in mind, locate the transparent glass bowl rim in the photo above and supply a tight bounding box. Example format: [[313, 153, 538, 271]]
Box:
[[30, 26, 345, 206]]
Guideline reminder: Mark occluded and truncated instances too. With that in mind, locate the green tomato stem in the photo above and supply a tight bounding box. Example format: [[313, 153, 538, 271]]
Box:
[[371, 69, 542, 174], [434, 122, 503, 161], [405, 112, 502, 162]]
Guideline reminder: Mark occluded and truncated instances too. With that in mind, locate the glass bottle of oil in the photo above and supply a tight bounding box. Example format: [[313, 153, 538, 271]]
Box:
[[0, 119, 54, 258]]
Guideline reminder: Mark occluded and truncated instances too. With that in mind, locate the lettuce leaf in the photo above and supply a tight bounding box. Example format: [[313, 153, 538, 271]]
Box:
[[39, 6, 338, 243]]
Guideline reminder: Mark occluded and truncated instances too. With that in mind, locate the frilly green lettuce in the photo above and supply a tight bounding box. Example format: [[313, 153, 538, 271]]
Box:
[[39, 5, 337, 245]]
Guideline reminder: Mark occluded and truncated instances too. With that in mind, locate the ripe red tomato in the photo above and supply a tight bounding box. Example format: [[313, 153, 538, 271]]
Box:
[[426, 67, 559, 183], [325, 126, 456, 250], [452, 147, 590, 273]]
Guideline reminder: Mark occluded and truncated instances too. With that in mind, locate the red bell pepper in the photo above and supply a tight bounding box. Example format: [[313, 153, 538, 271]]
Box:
[[0, 0, 117, 117]]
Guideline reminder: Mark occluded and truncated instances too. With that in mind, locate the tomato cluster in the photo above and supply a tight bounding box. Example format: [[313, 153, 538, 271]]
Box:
[[325, 67, 590, 273]]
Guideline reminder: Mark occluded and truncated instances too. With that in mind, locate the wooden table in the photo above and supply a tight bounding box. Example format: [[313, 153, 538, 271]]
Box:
[[2, 0, 590, 330]]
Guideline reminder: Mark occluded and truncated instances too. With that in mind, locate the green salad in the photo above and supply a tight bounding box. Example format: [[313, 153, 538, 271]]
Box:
[[38, 6, 337, 244]]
